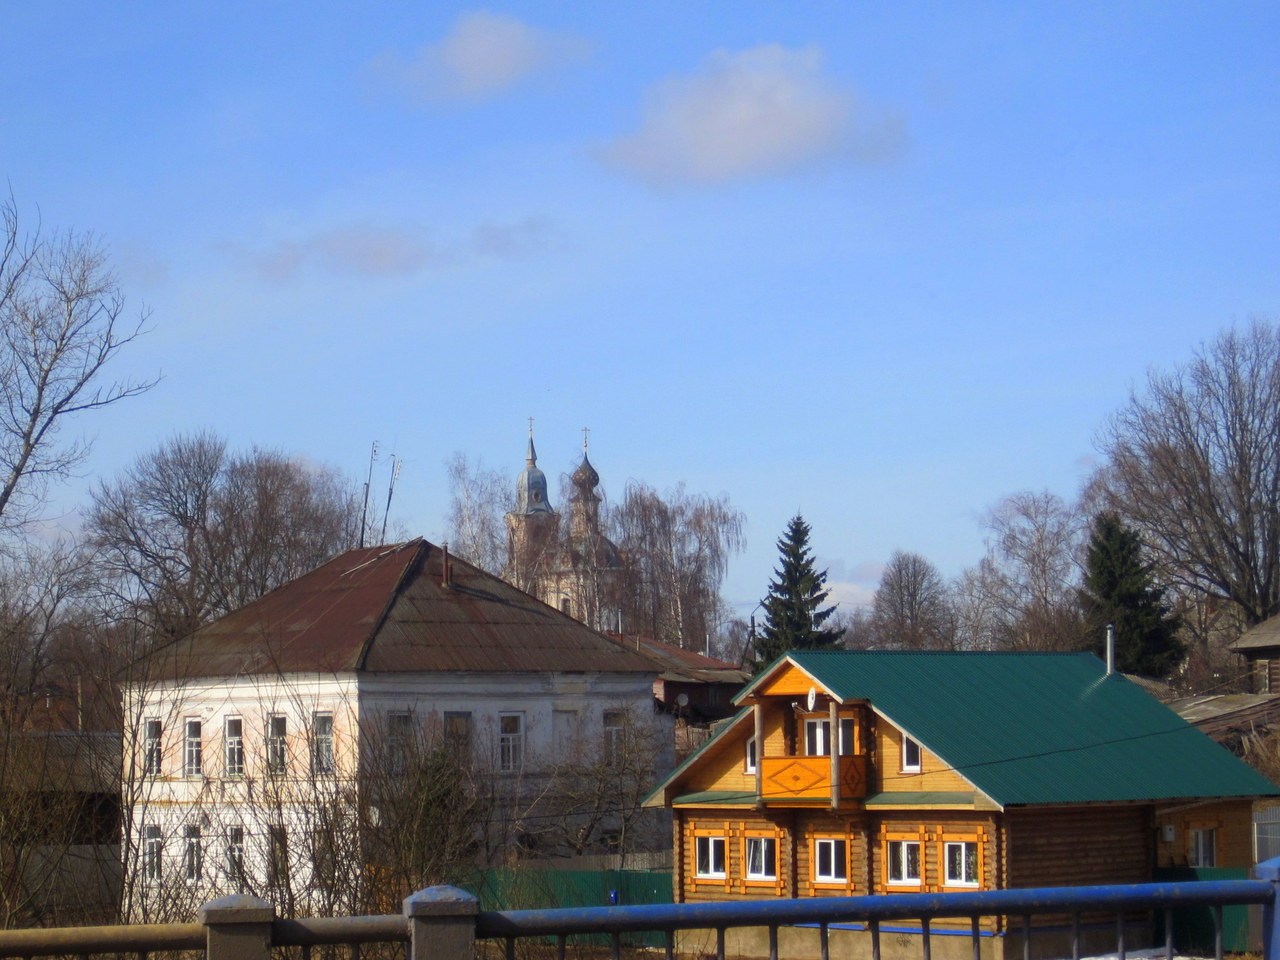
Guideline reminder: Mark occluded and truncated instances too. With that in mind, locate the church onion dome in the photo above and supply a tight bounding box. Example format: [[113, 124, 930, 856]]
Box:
[[572, 453, 600, 493]]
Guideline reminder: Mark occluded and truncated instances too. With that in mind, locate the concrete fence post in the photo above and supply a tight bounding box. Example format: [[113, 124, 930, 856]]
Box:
[[405, 886, 480, 960], [199, 895, 276, 960]]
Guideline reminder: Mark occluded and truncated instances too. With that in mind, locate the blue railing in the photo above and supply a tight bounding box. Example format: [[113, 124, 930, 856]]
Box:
[[474, 858, 1280, 960], [1, 863, 1279, 960]]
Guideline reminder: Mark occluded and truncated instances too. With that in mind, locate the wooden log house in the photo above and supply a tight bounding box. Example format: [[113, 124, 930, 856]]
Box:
[[645, 650, 1280, 958]]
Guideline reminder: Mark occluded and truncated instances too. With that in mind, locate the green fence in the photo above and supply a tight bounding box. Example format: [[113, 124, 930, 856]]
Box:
[[465, 867, 674, 947], [1154, 867, 1254, 953]]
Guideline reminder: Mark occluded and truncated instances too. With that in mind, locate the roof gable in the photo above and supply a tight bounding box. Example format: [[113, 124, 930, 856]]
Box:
[[133, 539, 657, 681]]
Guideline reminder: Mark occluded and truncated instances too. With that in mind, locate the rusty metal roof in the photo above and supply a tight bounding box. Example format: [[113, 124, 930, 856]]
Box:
[[603, 634, 749, 685], [134, 539, 657, 682]]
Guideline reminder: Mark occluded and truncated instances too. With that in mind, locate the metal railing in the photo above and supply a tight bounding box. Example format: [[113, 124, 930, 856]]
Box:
[[3, 860, 1280, 960]]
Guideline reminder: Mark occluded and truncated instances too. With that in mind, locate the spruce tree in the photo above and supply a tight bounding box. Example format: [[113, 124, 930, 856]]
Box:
[[1079, 512, 1184, 678], [752, 515, 843, 673]]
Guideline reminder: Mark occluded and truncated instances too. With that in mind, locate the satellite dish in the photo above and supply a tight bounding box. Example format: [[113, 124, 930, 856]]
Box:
[[676, 693, 689, 707], [806, 686, 817, 712]]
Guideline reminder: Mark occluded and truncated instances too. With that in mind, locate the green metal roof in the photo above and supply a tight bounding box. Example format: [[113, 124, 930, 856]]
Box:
[[785, 650, 1280, 806], [865, 792, 976, 806], [671, 790, 757, 806]]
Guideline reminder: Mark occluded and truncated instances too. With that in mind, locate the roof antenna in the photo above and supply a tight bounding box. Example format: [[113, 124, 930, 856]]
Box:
[[359, 440, 379, 548], [379, 456, 402, 544]]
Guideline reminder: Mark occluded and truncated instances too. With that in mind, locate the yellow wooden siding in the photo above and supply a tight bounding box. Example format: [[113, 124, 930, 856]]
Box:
[[1154, 798, 1254, 869], [875, 721, 973, 793], [757, 663, 825, 697], [681, 811, 794, 901], [680, 728, 755, 794]]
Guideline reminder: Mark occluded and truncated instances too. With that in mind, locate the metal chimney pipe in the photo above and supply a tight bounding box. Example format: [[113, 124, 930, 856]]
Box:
[[1106, 623, 1115, 675], [441, 542, 451, 588]]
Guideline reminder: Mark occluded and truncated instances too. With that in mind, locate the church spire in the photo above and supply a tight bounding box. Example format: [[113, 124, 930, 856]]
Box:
[[514, 418, 553, 515]]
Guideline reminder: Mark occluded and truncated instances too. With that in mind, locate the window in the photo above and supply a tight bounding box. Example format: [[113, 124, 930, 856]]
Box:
[[224, 718, 244, 777], [183, 719, 203, 777], [603, 710, 625, 761], [184, 825, 203, 883], [744, 735, 758, 774], [312, 712, 334, 775], [695, 836, 726, 878], [745, 837, 777, 880], [267, 825, 288, 893], [267, 715, 287, 775], [839, 717, 855, 756], [226, 826, 246, 892], [143, 719, 162, 777], [1190, 828, 1217, 867], [444, 711, 471, 754], [499, 713, 524, 772], [805, 719, 831, 756], [887, 840, 921, 884], [143, 824, 163, 881], [387, 711, 412, 775], [902, 735, 922, 772], [814, 838, 847, 883], [944, 841, 979, 886]]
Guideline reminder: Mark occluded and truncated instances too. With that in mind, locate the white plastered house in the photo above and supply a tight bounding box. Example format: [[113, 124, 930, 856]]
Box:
[[121, 538, 666, 919]]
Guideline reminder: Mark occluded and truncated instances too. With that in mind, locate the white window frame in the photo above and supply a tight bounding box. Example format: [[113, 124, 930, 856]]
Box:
[[805, 719, 831, 756], [814, 838, 847, 883], [312, 711, 334, 775], [603, 710, 625, 762], [267, 714, 288, 775], [387, 711, 412, 775], [224, 717, 244, 777], [184, 825, 203, 883], [1189, 828, 1217, 867], [695, 836, 726, 879], [944, 841, 979, 886], [226, 825, 246, 892], [143, 719, 162, 778], [183, 719, 203, 777], [499, 712, 524, 773], [887, 840, 921, 884], [838, 717, 856, 756], [143, 824, 163, 882], [744, 735, 758, 774], [745, 836, 778, 880], [902, 735, 922, 773]]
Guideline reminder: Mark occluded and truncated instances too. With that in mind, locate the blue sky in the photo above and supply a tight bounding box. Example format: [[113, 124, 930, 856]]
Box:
[[2, 2, 1278, 614]]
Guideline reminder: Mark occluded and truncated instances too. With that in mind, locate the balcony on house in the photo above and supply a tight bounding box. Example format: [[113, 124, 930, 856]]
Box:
[[759, 753, 868, 803], [755, 713, 869, 805]]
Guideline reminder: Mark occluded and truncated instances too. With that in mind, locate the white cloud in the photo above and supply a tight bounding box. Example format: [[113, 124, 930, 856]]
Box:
[[370, 12, 586, 103], [826, 580, 876, 610], [230, 224, 438, 282], [606, 44, 904, 185], [227, 216, 555, 282]]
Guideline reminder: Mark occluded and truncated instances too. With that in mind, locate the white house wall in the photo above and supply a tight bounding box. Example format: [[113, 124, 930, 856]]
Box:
[[122, 669, 670, 919]]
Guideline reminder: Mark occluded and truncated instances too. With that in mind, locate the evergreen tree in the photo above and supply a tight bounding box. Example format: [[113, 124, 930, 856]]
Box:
[[751, 515, 843, 673], [1079, 512, 1184, 678]]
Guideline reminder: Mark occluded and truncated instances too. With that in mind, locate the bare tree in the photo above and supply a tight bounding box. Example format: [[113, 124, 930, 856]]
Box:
[[1095, 322, 1280, 627], [444, 453, 513, 576], [609, 483, 745, 649], [953, 491, 1085, 651], [88, 433, 360, 643], [870, 551, 955, 649], [0, 199, 155, 532]]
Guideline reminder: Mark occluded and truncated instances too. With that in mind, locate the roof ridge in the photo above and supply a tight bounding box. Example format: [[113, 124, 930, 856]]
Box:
[[354, 538, 428, 672]]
